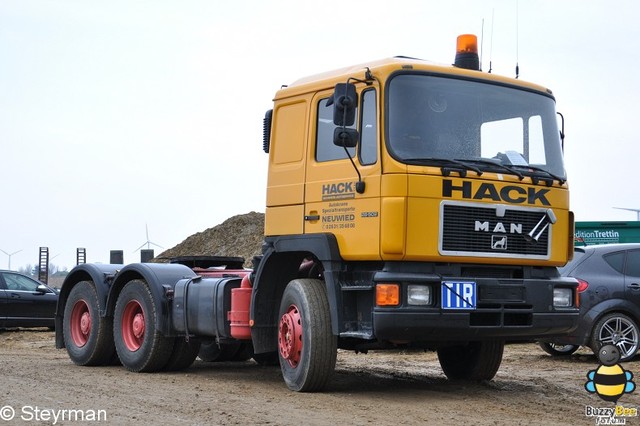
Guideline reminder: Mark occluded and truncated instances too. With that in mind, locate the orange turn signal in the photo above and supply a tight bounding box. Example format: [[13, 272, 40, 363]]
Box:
[[376, 284, 400, 306]]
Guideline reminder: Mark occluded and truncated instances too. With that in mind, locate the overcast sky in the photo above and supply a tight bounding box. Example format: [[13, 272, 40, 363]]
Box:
[[1, 0, 639, 271]]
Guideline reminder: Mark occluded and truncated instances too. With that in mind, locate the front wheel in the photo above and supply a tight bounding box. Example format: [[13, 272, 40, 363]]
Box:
[[278, 278, 337, 392], [437, 340, 504, 381], [590, 313, 640, 362], [538, 342, 579, 356], [114, 280, 174, 372]]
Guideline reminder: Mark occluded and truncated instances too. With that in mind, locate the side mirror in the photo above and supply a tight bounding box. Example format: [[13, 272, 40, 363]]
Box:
[[333, 127, 359, 148], [36, 284, 49, 294], [331, 83, 358, 126]]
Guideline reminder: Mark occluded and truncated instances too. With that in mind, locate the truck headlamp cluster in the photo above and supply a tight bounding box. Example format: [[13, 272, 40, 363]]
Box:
[[407, 285, 432, 306], [553, 287, 573, 308]]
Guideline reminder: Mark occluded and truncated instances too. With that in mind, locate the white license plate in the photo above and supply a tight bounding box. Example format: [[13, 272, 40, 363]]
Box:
[[441, 281, 477, 310]]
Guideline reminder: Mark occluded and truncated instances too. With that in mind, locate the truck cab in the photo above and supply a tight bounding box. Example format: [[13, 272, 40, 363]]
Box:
[[256, 35, 578, 388]]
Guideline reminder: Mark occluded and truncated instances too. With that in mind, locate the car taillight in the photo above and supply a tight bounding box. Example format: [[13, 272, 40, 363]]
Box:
[[577, 279, 589, 293], [575, 278, 588, 307]]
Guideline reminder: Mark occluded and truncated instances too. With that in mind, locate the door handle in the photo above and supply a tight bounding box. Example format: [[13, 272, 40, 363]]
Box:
[[628, 283, 640, 290]]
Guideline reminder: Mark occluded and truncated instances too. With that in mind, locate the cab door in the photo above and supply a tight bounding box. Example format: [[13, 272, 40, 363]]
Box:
[[303, 87, 381, 261]]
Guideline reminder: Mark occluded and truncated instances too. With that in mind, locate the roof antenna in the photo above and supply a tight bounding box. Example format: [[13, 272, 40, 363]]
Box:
[[489, 9, 494, 73], [515, 0, 520, 79], [480, 18, 484, 71]]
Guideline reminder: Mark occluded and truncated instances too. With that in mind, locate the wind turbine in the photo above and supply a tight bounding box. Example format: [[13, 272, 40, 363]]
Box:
[[0, 248, 23, 270], [134, 224, 164, 252], [613, 207, 640, 221]]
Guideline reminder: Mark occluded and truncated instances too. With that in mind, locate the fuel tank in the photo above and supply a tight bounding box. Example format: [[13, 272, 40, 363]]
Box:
[[172, 276, 241, 339]]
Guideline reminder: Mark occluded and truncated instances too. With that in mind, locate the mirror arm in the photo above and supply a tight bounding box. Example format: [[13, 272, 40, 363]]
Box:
[[343, 146, 365, 194]]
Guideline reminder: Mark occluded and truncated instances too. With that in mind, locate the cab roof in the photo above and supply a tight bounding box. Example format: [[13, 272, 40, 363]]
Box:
[[276, 57, 553, 100]]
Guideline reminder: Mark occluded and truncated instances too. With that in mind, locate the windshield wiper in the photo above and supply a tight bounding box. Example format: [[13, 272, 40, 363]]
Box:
[[510, 164, 566, 185], [454, 158, 525, 180], [404, 158, 483, 177]]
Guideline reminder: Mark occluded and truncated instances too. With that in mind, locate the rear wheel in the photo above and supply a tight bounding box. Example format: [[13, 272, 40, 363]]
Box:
[[278, 278, 337, 392], [253, 351, 279, 366], [590, 313, 640, 362], [232, 342, 254, 362], [163, 338, 201, 371], [63, 281, 115, 365], [114, 280, 173, 372], [437, 340, 504, 381], [538, 342, 579, 356], [198, 340, 242, 362]]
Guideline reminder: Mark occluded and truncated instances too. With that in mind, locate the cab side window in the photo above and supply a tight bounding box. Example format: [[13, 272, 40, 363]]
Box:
[[315, 89, 378, 164], [316, 98, 356, 162], [359, 89, 377, 165]]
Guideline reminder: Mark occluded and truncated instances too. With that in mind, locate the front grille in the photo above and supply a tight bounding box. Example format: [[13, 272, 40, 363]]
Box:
[[440, 202, 550, 259]]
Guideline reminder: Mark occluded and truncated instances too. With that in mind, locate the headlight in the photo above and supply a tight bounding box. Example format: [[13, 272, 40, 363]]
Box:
[[407, 285, 431, 306], [553, 287, 572, 307]]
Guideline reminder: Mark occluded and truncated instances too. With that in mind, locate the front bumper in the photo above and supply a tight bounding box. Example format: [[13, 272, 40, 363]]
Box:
[[372, 274, 580, 342], [374, 310, 578, 341]]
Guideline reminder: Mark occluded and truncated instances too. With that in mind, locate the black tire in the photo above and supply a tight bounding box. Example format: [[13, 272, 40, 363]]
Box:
[[278, 278, 337, 392], [220, 341, 277, 364], [538, 342, 579, 356], [114, 280, 174, 372], [197, 340, 241, 362], [163, 338, 201, 371], [590, 312, 640, 362], [62, 281, 115, 366], [437, 340, 504, 381], [253, 351, 280, 366], [232, 342, 254, 362]]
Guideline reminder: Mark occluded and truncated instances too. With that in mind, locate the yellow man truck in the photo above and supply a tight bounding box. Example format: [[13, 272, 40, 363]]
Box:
[[56, 35, 579, 392]]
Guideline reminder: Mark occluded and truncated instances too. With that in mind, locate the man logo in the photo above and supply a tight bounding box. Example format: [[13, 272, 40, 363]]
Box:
[[492, 235, 507, 250]]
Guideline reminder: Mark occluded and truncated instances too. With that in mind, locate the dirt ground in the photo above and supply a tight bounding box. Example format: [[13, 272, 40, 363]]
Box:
[[1, 329, 639, 425]]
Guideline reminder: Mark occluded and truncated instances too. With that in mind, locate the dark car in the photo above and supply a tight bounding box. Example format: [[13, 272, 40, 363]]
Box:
[[539, 243, 640, 361], [0, 270, 59, 329]]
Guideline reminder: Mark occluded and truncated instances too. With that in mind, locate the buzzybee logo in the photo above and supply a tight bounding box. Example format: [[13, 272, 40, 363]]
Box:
[[585, 345, 635, 403], [584, 345, 638, 425]]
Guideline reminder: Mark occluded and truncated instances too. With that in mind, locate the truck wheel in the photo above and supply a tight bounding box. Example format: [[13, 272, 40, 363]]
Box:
[[538, 342, 579, 356], [278, 278, 337, 392], [162, 338, 201, 371], [437, 340, 504, 381], [590, 312, 640, 362], [253, 351, 279, 366], [232, 342, 254, 362], [63, 281, 115, 365], [114, 280, 173, 372], [197, 340, 241, 362]]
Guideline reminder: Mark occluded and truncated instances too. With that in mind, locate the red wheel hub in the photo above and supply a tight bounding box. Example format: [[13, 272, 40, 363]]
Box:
[[121, 300, 145, 352], [278, 304, 302, 367], [70, 299, 91, 347]]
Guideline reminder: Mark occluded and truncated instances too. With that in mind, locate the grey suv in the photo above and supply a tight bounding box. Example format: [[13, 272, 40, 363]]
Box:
[[539, 243, 640, 361]]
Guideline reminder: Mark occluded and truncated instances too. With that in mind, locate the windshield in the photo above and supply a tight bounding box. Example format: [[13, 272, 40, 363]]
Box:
[[386, 74, 566, 179]]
